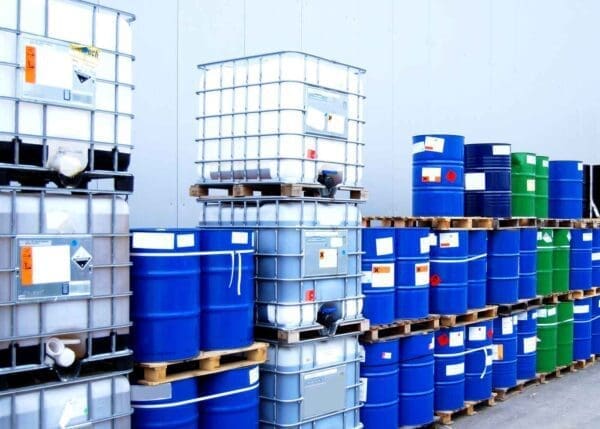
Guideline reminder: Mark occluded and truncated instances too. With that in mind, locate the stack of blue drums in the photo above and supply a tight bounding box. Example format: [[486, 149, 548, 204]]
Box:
[[593, 229, 600, 287], [362, 228, 396, 324], [549, 160, 584, 219], [412, 134, 464, 216], [592, 296, 600, 355], [464, 320, 493, 401], [464, 143, 511, 217], [395, 228, 431, 320], [434, 327, 465, 411], [487, 230, 520, 305], [519, 228, 538, 299], [570, 229, 593, 291], [430, 230, 469, 315], [516, 310, 537, 381], [573, 298, 593, 360], [492, 316, 518, 389], [467, 231, 488, 309]]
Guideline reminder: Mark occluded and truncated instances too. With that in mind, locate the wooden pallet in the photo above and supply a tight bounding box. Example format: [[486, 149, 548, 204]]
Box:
[[497, 296, 544, 315], [537, 219, 576, 228], [135, 342, 268, 386], [439, 305, 498, 327], [574, 355, 597, 370], [494, 217, 538, 228], [190, 183, 367, 200], [537, 363, 577, 383], [361, 315, 440, 343], [254, 318, 369, 344], [543, 291, 576, 304], [493, 378, 539, 401], [435, 394, 496, 425]]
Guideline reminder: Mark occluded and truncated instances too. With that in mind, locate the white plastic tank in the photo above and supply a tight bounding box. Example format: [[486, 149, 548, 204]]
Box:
[[260, 335, 362, 428], [199, 198, 364, 329], [196, 51, 365, 187], [0, 0, 134, 172], [0, 189, 130, 371], [0, 372, 131, 428]]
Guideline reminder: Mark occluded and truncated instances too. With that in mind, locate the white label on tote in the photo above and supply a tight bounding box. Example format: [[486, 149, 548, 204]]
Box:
[[548, 308, 557, 317], [429, 233, 438, 247], [58, 397, 88, 428], [578, 162, 584, 171], [132, 232, 174, 250], [319, 249, 338, 268], [501, 317, 514, 335], [493, 145, 510, 156], [415, 262, 430, 286], [538, 309, 548, 318], [413, 141, 425, 154], [359, 377, 368, 402], [424, 136, 445, 153], [518, 312, 528, 321], [422, 167, 442, 183], [176, 234, 195, 248], [249, 366, 259, 384], [469, 326, 486, 341], [526, 179, 536, 192], [526, 155, 536, 165], [465, 173, 486, 191], [232, 231, 249, 244], [440, 232, 460, 249], [446, 363, 465, 376], [449, 331, 464, 347], [592, 252, 600, 262], [574, 305, 590, 314], [420, 236, 431, 254], [330, 237, 344, 248], [583, 233, 593, 242], [371, 263, 395, 288], [376, 236, 394, 256], [523, 336, 537, 354]]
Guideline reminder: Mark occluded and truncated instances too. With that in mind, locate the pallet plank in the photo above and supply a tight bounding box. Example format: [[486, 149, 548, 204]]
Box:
[[361, 315, 440, 343], [439, 306, 498, 327], [191, 182, 366, 200], [255, 319, 369, 345]]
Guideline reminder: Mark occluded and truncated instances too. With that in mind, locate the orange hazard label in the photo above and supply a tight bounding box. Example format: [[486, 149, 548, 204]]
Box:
[[372, 265, 391, 274], [20, 246, 33, 285], [25, 46, 36, 84], [415, 265, 428, 273]]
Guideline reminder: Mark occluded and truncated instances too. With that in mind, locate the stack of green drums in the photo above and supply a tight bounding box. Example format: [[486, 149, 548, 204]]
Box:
[[556, 301, 574, 367], [552, 229, 570, 293], [537, 305, 558, 373], [512, 152, 537, 217], [536, 155, 549, 218], [537, 229, 554, 296]]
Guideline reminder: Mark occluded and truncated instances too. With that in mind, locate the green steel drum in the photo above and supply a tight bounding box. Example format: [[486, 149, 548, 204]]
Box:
[[511, 152, 537, 217], [556, 301, 574, 367], [536, 305, 558, 373], [537, 229, 554, 296], [536, 155, 549, 218], [552, 229, 570, 293]]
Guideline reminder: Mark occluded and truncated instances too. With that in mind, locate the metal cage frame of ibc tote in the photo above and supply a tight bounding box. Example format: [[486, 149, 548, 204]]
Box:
[[195, 51, 366, 188], [0, 0, 136, 181], [0, 183, 133, 375]]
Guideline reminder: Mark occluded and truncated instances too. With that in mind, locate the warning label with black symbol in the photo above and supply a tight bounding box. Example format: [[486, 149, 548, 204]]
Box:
[[72, 246, 92, 270]]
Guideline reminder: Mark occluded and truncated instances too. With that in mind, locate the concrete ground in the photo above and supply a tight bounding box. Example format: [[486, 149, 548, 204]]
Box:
[[448, 363, 600, 429]]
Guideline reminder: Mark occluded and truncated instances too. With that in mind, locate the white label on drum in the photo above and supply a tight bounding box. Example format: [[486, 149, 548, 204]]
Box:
[[542, 159, 549, 167], [382, 352, 393, 360], [362, 270, 372, 284], [548, 308, 557, 317], [249, 366, 259, 384], [526, 155, 536, 165], [537, 231, 542, 240], [415, 262, 430, 286], [371, 263, 395, 288], [465, 172, 486, 191], [132, 232, 175, 250], [359, 377, 368, 402], [422, 167, 442, 183], [413, 141, 425, 154], [177, 234, 195, 248], [526, 179, 536, 192], [429, 337, 435, 350], [523, 336, 537, 354], [449, 331, 464, 347], [501, 317, 514, 335], [232, 231, 249, 244], [330, 237, 344, 248], [376, 236, 394, 256], [583, 233, 593, 242], [578, 162, 584, 171], [518, 312, 528, 321], [319, 249, 338, 269], [493, 344, 504, 361], [538, 309, 548, 318], [486, 352, 493, 366], [446, 362, 465, 376], [513, 315, 519, 325], [468, 326, 486, 341], [574, 305, 590, 314], [543, 233, 553, 244], [424, 136, 445, 153], [592, 252, 600, 262], [568, 231, 572, 242], [439, 232, 459, 249], [420, 236, 431, 254], [492, 145, 510, 156], [532, 311, 538, 319], [429, 233, 438, 247]]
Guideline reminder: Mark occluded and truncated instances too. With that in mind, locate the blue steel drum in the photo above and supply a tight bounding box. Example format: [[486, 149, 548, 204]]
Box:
[[429, 230, 468, 315], [362, 228, 396, 325], [199, 366, 260, 428], [593, 229, 600, 287], [412, 134, 464, 216], [130, 229, 201, 362], [398, 333, 435, 427], [487, 230, 520, 305], [464, 320, 493, 402], [592, 296, 600, 355], [517, 309, 538, 381], [570, 229, 593, 291], [132, 378, 200, 429], [573, 298, 593, 360], [395, 228, 431, 320], [519, 228, 538, 299], [492, 316, 518, 389], [360, 339, 400, 428], [434, 327, 465, 411], [468, 231, 487, 309], [464, 143, 511, 217], [199, 229, 255, 350], [549, 160, 584, 219]]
